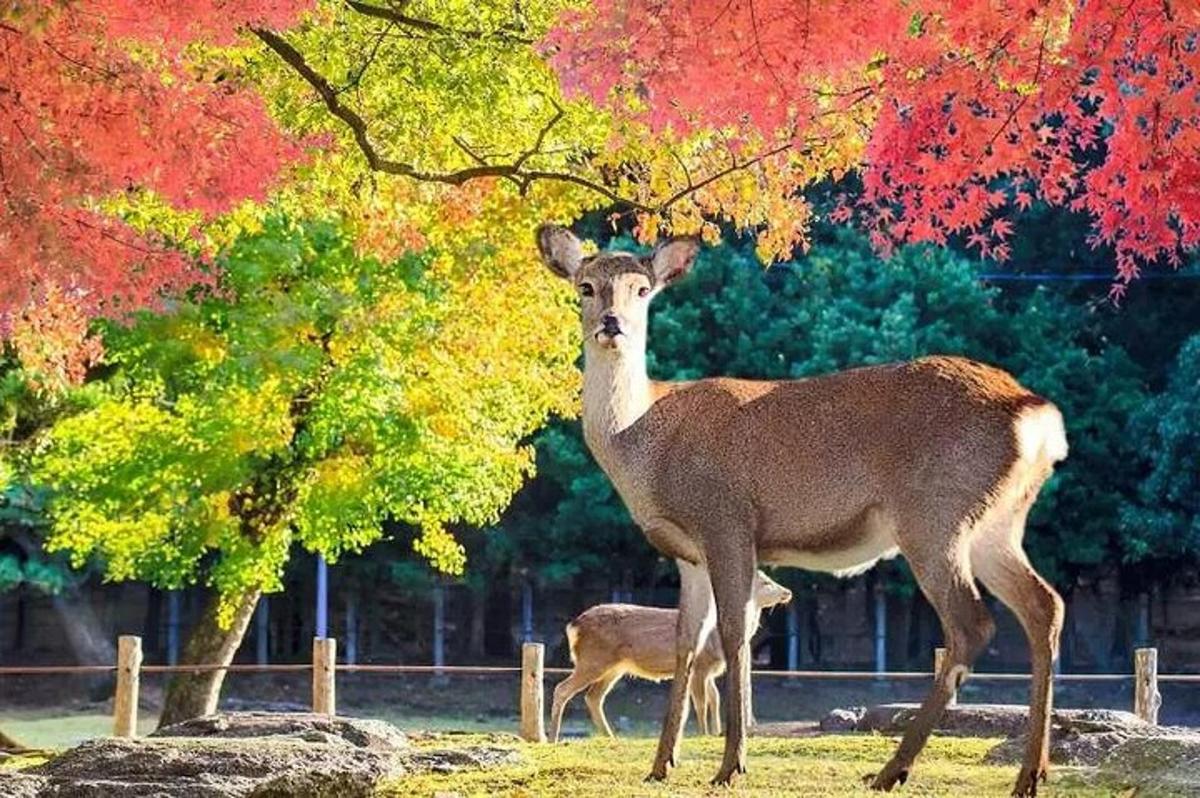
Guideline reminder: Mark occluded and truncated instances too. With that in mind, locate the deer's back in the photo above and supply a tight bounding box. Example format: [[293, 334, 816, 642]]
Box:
[[614, 356, 1056, 569], [568, 604, 723, 680]]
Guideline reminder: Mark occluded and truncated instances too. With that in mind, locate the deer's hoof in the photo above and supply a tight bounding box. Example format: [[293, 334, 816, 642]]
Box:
[[645, 762, 670, 782], [710, 760, 746, 787], [1012, 763, 1048, 797], [865, 762, 909, 792]]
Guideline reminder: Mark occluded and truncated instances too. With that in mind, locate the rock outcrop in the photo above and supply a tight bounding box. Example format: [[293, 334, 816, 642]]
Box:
[[0, 713, 519, 797]]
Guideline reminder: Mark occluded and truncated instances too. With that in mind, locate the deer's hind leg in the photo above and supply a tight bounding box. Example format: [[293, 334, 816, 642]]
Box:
[[870, 521, 995, 792], [972, 505, 1063, 798], [703, 673, 721, 736], [585, 670, 622, 738], [688, 672, 709, 735]]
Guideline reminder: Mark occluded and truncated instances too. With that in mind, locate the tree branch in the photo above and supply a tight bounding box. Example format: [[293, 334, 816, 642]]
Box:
[[253, 27, 795, 217], [253, 26, 518, 184], [344, 0, 533, 44]]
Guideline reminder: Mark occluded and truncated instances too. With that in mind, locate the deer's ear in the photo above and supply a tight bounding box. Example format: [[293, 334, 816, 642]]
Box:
[[649, 237, 700, 288], [536, 225, 584, 280]]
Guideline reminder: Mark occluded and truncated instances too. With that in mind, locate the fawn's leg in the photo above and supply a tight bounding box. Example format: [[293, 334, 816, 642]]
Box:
[[585, 671, 622, 738], [550, 666, 604, 743]]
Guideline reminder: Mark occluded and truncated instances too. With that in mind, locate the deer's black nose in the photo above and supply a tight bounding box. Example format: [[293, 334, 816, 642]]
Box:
[[601, 314, 622, 336]]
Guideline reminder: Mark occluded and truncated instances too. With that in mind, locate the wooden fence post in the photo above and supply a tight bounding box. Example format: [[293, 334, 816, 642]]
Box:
[[312, 637, 337, 716], [1134, 647, 1160, 725], [113, 635, 142, 738], [934, 646, 957, 707], [520, 642, 545, 742]]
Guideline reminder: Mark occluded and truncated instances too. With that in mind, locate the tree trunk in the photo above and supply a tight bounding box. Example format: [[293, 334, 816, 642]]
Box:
[[157, 588, 260, 729]]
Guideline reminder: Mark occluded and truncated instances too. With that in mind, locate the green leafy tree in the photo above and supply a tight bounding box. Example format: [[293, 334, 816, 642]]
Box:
[[1122, 335, 1200, 564], [27, 216, 578, 724]]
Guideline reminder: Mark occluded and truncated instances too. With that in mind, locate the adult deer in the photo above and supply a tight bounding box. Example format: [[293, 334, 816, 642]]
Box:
[[535, 226, 1068, 797], [549, 570, 791, 742]]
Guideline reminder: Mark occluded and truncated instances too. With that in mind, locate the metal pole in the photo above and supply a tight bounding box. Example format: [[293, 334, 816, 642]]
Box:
[[433, 581, 446, 677], [521, 579, 534, 643], [256, 597, 269, 666], [786, 601, 799, 672], [873, 582, 886, 676], [166, 591, 180, 667], [345, 595, 357, 667], [316, 555, 329, 640]]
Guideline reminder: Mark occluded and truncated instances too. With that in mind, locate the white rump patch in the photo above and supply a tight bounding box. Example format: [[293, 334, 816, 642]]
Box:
[[1015, 403, 1068, 464], [565, 622, 579, 665]]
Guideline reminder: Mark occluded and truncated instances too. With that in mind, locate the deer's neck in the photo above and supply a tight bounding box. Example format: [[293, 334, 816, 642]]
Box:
[[581, 347, 652, 452]]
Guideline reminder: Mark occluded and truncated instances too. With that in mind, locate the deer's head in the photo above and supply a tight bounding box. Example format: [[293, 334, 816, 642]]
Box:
[[752, 571, 793, 610], [537, 225, 699, 358]]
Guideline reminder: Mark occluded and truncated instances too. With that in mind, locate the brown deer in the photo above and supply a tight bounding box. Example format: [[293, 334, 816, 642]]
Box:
[[549, 570, 792, 742], [535, 225, 1068, 797]]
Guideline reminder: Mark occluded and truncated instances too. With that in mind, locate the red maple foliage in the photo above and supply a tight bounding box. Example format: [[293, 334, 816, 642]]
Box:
[[0, 1, 310, 339], [548, 0, 1200, 292]]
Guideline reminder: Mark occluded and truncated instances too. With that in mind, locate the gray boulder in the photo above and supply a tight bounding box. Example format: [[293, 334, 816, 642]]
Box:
[[984, 708, 1156, 766], [820, 707, 866, 733], [1096, 733, 1200, 796], [151, 712, 410, 751], [0, 713, 519, 798], [842, 703, 1147, 740]]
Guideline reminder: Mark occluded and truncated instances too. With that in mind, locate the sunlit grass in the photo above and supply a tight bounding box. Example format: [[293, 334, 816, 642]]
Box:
[[0, 710, 158, 749], [386, 733, 1120, 797]]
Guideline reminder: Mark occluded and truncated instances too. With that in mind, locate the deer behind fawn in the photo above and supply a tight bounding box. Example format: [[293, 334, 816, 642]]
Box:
[[549, 571, 791, 742], [536, 225, 1068, 797]]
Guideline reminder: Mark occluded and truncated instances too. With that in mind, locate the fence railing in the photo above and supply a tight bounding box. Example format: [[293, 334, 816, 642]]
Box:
[[0, 637, 1179, 742]]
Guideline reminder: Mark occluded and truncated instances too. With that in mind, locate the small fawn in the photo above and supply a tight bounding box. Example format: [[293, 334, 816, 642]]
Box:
[[550, 571, 791, 742]]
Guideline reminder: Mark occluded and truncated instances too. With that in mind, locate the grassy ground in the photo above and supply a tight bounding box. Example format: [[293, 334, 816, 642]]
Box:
[[391, 734, 1127, 798], [0, 708, 515, 749], [2, 710, 159, 747], [0, 714, 1148, 796]]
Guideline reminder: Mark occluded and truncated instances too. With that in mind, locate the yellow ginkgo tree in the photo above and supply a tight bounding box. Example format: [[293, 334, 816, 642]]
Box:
[[29, 204, 582, 725]]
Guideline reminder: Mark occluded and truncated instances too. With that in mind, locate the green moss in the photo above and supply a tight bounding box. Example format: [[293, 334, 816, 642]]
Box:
[[384, 734, 1118, 797], [0, 751, 50, 771]]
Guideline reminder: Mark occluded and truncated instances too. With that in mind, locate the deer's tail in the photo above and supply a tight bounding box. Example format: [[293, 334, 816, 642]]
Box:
[[565, 621, 579, 665]]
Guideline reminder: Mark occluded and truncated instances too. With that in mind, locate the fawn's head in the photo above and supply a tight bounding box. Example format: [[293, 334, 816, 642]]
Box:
[[537, 225, 699, 357], [753, 571, 792, 610]]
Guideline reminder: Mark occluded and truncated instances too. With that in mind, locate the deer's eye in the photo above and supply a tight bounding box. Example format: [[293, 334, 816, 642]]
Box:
[[579, 283, 595, 297], [637, 285, 650, 298]]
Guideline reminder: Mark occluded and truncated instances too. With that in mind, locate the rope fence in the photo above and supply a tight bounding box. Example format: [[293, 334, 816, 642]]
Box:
[[1, 637, 1178, 741]]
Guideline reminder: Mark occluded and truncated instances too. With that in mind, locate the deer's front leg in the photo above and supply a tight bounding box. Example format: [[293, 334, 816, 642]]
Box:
[[709, 549, 756, 786], [647, 559, 714, 781]]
